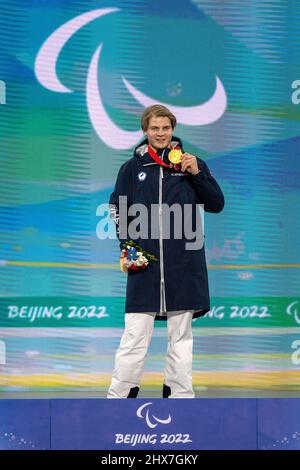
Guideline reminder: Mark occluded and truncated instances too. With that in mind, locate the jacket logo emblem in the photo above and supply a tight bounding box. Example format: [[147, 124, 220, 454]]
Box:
[[138, 171, 147, 181]]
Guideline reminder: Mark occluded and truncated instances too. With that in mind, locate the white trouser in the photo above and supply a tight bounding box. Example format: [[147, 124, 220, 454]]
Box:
[[107, 311, 194, 398]]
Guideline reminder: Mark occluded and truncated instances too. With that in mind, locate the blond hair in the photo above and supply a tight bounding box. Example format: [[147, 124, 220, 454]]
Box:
[[141, 104, 177, 131]]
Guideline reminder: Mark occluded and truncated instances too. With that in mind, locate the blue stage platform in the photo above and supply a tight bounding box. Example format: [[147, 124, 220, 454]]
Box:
[[1, 398, 300, 450]]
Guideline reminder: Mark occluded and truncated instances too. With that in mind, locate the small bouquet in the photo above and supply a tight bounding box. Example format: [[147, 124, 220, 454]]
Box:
[[120, 240, 157, 273]]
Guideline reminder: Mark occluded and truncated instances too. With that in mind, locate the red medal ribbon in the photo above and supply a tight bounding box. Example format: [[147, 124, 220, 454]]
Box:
[[148, 145, 183, 171], [148, 145, 171, 168]]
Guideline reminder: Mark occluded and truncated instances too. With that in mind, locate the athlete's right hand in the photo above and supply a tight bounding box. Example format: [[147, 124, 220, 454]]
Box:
[[120, 256, 129, 273]]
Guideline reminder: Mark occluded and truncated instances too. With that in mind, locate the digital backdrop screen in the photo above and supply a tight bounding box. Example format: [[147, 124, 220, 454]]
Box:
[[0, 0, 299, 394]]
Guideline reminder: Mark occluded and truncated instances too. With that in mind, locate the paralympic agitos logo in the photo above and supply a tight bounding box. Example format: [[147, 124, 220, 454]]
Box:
[[136, 402, 171, 429], [34, 8, 227, 149]]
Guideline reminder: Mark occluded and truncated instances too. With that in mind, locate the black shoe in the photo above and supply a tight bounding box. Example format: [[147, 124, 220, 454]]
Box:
[[127, 386, 140, 398], [163, 384, 171, 398]]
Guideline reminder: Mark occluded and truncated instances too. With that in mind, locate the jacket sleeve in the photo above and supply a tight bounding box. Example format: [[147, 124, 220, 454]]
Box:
[[187, 157, 225, 213], [109, 161, 133, 251]]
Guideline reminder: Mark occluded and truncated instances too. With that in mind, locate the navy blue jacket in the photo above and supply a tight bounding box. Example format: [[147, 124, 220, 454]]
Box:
[[109, 137, 224, 320]]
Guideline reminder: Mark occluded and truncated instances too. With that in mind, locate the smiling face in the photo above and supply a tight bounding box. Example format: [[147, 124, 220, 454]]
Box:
[[145, 116, 173, 151]]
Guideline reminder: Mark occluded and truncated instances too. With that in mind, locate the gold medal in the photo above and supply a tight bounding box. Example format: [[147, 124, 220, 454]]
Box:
[[168, 148, 183, 164]]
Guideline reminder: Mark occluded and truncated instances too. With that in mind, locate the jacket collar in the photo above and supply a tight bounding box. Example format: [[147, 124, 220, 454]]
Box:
[[134, 136, 183, 166]]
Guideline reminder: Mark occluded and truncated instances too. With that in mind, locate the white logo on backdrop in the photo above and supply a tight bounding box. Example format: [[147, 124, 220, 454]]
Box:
[[287, 301, 300, 325], [35, 8, 227, 149], [0, 340, 6, 365]]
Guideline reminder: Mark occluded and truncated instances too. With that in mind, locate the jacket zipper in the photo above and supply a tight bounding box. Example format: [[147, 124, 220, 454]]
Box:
[[159, 150, 167, 315]]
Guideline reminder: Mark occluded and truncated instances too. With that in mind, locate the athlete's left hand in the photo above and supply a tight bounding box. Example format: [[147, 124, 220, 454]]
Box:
[[181, 153, 200, 175]]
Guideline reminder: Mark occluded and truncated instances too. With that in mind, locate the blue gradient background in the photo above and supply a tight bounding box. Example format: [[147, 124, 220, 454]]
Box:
[[0, 0, 299, 393]]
